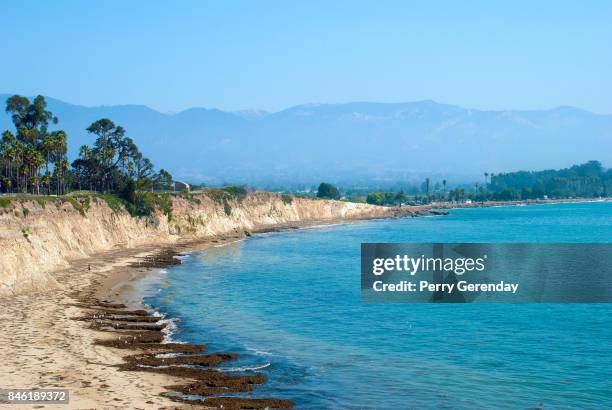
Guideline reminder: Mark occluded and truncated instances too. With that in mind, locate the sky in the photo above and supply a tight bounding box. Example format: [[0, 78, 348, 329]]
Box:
[[0, 0, 611, 114]]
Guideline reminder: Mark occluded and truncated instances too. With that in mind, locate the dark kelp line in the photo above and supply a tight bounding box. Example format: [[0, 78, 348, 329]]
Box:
[[71, 248, 294, 409]]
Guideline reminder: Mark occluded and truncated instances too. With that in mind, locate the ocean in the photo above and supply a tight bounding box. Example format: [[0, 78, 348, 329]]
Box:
[[141, 202, 612, 409]]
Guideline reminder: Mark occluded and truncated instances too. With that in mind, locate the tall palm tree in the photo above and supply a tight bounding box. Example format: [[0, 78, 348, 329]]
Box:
[[41, 134, 55, 194], [55, 158, 68, 195], [52, 131, 68, 194], [18, 162, 27, 193], [41, 172, 51, 195], [24, 145, 44, 194], [1, 131, 17, 193]]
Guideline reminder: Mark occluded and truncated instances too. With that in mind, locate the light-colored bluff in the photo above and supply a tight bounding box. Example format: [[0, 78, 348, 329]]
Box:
[[0, 192, 408, 296]]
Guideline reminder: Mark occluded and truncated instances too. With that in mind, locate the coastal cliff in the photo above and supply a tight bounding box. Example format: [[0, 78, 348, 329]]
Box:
[[0, 192, 405, 296]]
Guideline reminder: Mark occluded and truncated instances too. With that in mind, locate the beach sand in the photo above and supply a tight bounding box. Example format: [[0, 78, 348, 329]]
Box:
[[0, 243, 196, 409], [0, 220, 357, 409]]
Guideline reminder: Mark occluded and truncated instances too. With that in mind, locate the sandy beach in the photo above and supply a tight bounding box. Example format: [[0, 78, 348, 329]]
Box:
[[0, 217, 392, 409], [1, 233, 297, 409], [0, 243, 193, 409]]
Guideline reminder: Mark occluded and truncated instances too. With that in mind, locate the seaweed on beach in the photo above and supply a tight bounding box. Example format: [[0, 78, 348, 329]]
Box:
[[73, 247, 294, 409], [72, 314, 162, 323], [124, 352, 238, 367], [128, 248, 182, 268], [89, 320, 167, 331], [164, 394, 295, 410]]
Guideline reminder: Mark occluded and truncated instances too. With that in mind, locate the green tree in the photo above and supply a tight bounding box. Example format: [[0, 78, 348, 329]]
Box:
[[2, 95, 62, 194], [489, 161, 609, 199], [86, 119, 126, 192], [50, 131, 67, 194], [317, 182, 341, 200], [154, 169, 173, 191], [366, 192, 385, 205], [135, 155, 155, 189], [78, 118, 155, 193]]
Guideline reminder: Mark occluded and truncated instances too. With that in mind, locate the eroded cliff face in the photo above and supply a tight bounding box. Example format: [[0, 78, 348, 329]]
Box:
[[0, 192, 402, 296]]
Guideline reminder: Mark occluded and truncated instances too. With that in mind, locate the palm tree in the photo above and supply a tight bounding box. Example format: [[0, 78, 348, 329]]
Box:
[[41, 135, 55, 194], [1, 177, 11, 193], [18, 162, 27, 193], [40, 134, 55, 195], [0, 142, 8, 191], [55, 158, 68, 195], [24, 145, 44, 194], [41, 172, 51, 195], [1, 131, 17, 193], [74, 145, 92, 191], [52, 131, 68, 194], [4, 95, 65, 195]]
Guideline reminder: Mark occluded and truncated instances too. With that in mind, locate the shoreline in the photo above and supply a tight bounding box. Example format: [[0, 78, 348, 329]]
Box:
[[1, 198, 608, 408], [88, 197, 610, 406], [437, 196, 611, 210], [79, 238, 297, 409], [0, 214, 415, 409]]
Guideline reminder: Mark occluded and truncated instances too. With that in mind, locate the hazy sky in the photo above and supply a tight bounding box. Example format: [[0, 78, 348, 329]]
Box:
[[1, 0, 610, 113]]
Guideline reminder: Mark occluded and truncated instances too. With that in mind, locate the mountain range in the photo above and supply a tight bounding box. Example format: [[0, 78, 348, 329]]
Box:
[[1, 94, 611, 186]]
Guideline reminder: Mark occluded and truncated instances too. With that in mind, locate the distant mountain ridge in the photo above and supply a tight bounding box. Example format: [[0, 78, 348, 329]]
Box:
[[1, 94, 610, 185]]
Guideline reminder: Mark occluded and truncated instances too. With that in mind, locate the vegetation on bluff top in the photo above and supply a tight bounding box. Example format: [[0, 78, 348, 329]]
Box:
[[0, 94, 176, 217]]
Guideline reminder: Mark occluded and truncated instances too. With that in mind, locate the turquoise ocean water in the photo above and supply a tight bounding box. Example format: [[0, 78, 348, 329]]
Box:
[[142, 202, 612, 409]]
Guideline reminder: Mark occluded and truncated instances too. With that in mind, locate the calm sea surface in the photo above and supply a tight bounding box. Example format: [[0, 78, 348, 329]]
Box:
[[142, 202, 612, 409]]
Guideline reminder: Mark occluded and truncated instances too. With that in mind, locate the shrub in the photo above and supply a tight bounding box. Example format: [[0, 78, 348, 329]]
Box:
[[34, 196, 61, 209], [67, 197, 87, 217], [122, 192, 173, 219], [223, 185, 247, 201], [101, 194, 127, 214], [115, 181, 173, 218], [206, 189, 226, 204], [223, 198, 232, 216], [281, 194, 293, 204], [178, 191, 201, 204], [366, 192, 399, 206], [118, 179, 137, 204], [145, 192, 173, 219], [81, 196, 91, 212]]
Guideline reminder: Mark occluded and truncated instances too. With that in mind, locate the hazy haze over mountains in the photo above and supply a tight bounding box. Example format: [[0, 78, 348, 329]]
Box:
[[1, 94, 610, 186]]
